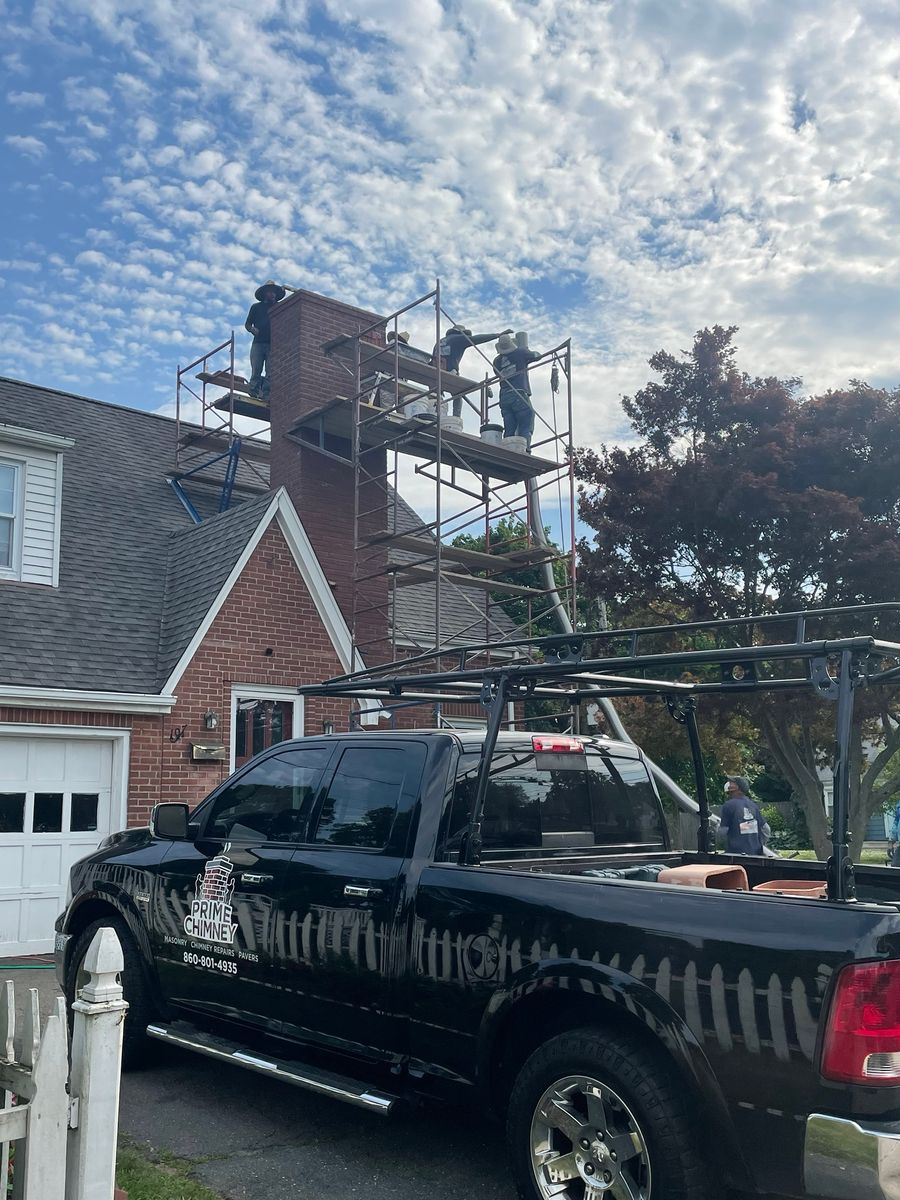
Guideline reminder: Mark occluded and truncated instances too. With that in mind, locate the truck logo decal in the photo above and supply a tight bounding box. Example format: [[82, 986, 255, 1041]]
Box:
[[464, 934, 500, 980], [184, 851, 238, 945]]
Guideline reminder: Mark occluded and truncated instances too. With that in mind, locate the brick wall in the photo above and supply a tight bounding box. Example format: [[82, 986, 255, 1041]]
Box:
[[151, 522, 351, 814], [268, 289, 392, 664]]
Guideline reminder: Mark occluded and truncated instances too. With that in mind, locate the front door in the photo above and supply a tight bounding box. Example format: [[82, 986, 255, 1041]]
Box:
[[151, 743, 333, 1033], [277, 739, 427, 1062], [234, 698, 296, 768]]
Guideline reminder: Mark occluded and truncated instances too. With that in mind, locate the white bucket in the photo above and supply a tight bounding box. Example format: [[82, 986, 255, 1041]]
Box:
[[480, 423, 503, 445], [403, 399, 429, 419], [441, 415, 464, 434], [503, 435, 528, 454]]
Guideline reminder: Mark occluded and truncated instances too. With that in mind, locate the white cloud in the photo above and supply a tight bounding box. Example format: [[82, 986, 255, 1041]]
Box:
[[175, 118, 213, 146], [62, 77, 111, 112], [135, 115, 157, 143], [77, 115, 108, 138], [4, 135, 47, 160], [74, 250, 110, 267], [7, 91, 46, 108]]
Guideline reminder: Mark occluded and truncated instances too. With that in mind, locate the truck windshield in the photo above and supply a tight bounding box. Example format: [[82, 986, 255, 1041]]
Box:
[[442, 748, 667, 859]]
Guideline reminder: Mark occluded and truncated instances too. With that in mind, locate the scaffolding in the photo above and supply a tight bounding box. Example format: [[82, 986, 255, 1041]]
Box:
[[286, 281, 578, 684], [172, 334, 270, 521]]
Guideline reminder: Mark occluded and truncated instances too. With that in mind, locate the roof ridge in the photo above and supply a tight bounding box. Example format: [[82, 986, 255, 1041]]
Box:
[[0, 376, 273, 447]]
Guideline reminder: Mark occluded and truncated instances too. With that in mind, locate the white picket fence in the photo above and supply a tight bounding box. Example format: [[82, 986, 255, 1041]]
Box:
[[1, 927, 128, 1200]]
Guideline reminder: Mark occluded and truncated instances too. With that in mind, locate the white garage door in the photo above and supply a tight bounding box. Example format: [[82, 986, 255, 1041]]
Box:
[[0, 736, 116, 957]]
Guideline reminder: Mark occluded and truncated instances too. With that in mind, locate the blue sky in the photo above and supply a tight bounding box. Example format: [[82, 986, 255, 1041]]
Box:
[[3, 0, 900, 468]]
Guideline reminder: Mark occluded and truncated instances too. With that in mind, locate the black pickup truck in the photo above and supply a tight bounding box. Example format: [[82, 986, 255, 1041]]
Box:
[[56, 607, 900, 1200]]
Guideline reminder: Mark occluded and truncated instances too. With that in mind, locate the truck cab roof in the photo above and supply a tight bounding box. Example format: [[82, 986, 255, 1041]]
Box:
[[295, 728, 643, 760]]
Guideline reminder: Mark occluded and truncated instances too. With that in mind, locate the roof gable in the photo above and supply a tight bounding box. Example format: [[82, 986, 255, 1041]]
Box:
[[155, 492, 277, 685], [158, 487, 357, 693]]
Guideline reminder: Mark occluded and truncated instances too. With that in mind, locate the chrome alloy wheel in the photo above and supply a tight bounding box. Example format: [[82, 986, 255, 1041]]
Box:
[[530, 1074, 651, 1200]]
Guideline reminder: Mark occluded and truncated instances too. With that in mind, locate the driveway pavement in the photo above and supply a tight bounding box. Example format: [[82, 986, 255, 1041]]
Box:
[[4, 963, 780, 1200]]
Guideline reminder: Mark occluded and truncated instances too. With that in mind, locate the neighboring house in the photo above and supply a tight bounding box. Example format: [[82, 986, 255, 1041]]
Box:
[[0, 289, 514, 954]]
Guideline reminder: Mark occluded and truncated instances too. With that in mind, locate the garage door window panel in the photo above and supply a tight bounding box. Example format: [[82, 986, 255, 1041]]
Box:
[[33, 793, 63, 833], [204, 748, 330, 842], [71, 793, 99, 832], [0, 794, 25, 834]]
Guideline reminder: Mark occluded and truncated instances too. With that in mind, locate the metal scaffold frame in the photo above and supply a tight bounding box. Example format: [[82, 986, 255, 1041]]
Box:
[[287, 280, 579, 687], [172, 335, 271, 521]]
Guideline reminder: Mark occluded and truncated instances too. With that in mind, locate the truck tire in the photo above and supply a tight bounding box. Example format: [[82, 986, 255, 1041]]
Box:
[[507, 1026, 707, 1200], [65, 916, 154, 1070]]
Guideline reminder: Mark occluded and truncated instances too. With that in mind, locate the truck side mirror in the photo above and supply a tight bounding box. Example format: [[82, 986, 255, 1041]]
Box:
[[150, 802, 191, 840]]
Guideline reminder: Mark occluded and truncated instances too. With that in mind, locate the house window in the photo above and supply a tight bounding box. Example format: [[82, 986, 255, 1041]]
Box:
[[0, 426, 72, 587], [0, 461, 19, 573]]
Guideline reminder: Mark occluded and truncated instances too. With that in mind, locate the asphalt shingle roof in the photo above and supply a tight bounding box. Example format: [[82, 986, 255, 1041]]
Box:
[[0, 377, 271, 693]]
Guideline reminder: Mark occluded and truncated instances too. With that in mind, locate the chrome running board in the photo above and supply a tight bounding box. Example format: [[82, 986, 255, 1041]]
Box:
[[146, 1021, 395, 1114]]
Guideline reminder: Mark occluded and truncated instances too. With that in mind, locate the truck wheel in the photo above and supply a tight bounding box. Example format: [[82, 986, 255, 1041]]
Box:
[[507, 1026, 707, 1200], [65, 916, 154, 1070]]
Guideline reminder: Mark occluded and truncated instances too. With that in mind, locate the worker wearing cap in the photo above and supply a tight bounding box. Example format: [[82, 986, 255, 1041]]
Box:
[[719, 777, 766, 855], [245, 280, 286, 399], [433, 324, 511, 418]]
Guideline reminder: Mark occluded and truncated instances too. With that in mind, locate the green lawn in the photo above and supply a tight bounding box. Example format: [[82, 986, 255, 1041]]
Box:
[[116, 1143, 223, 1200], [778, 848, 888, 865]]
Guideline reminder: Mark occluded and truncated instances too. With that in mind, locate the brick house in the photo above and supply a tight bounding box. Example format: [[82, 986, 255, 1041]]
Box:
[[0, 288, 503, 954]]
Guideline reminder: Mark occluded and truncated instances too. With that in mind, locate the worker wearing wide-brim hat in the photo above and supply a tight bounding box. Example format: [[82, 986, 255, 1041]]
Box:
[[245, 280, 286, 399]]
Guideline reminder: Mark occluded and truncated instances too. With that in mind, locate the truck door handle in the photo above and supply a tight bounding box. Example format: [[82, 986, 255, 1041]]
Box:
[[239, 872, 274, 886], [344, 885, 383, 900]]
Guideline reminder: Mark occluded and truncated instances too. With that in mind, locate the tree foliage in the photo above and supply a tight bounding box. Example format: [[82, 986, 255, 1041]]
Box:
[[575, 327, 900, 857], [451, 515, 571, 640]]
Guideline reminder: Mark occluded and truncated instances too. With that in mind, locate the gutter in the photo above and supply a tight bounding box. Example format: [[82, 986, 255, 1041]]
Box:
[[0, 686, 177, 715]]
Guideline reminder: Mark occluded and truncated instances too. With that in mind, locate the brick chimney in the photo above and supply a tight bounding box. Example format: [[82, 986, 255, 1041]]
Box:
[[268, 289, 391, 664]]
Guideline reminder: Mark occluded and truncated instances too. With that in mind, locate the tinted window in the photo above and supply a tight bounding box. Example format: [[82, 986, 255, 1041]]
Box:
[[314, 744, 425, 849], [205, 747, 330, 842], [444, 749, 665, 856], [594, 758, 667, 845]]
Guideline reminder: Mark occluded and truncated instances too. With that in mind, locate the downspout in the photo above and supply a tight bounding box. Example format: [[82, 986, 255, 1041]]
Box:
[[526, 477, 699, 815]]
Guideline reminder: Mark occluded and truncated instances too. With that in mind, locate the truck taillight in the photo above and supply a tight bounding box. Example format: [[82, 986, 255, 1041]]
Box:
[[821, 960, 900, 1085], [532, 735, 585, 754]]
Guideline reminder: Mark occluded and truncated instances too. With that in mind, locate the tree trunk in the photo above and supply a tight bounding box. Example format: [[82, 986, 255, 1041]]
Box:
[[758, 709, 831, 859]]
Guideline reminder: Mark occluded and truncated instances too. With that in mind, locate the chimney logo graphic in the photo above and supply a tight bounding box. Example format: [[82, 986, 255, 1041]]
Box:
[[183, 851, 238, 944]]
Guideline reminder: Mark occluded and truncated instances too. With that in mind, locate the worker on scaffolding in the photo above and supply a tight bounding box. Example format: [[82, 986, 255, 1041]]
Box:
[[244, 280, 286, 400], [494, 332, 540, 448], [433, 324, 511, 419]]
